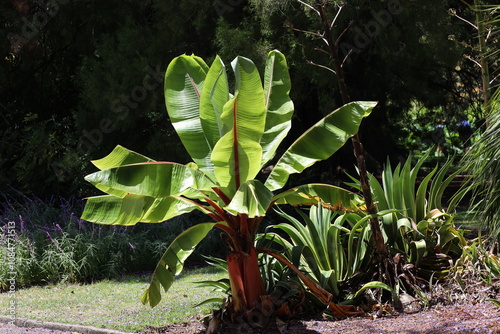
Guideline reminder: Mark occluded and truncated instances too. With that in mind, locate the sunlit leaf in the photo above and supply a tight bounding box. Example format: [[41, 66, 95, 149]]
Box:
[[211, 56, 266, 195], [274, 183, 365, 212], [265, 101, 376, 191], [226, 180, 273, 218], [165, 55, 213, 173], [200, 55, 230, 151], [84, 162, 215, 198], [260, 50, 294, 166], [81, 194, 207, 225], [142, 222, 217, 307], [353, 281, 393, 298], [91, 145, 155, 170]]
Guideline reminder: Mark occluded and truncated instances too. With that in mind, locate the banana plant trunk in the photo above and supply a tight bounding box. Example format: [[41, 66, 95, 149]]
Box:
[[223, 214, 266, 313], [227, 246, 266, 313]]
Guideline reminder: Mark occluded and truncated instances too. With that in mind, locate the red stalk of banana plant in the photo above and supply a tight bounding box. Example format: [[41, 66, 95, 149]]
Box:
[[226, 245, 266, 314], [223, 214, 266, 315]]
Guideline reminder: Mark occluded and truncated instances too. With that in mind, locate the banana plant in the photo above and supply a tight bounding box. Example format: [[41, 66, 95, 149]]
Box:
[[81, 50, 375, 320]]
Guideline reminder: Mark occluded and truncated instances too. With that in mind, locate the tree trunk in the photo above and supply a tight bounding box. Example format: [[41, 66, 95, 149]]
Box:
[[474, 0, 492, 127], [315, 1, 388, 259]]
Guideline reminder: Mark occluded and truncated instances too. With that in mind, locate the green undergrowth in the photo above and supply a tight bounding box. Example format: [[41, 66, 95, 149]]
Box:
[[0, 191, 227, 289], [0, 267, 225, 333]]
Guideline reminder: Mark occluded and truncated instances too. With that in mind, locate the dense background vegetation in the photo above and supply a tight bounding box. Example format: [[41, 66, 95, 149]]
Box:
[[1, 0, 496, 199], [1, 2, 499, 323]]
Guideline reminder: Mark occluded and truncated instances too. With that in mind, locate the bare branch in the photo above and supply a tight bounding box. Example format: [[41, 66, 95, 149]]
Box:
[[449, 37, 475, 50], [340, 49, 353, 68], [330, 2, 345, 30], [297, 0, 320, 16], [449, 9, 478, 29], [485, 27, 492, 42], [306, 60, 336, 75], [321, 37, 330, 48], [465, 54, 482, 67], [489, 72, 500, 85], [456, 14, 478, 29], [314, 47, 332, 57], [285, 22, 324, 38], [336, 21, 353, 46]]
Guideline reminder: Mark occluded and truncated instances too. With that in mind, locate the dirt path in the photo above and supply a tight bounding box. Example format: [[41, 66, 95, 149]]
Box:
[[0, 322, 73, 333], [0, 317, 131, 334]]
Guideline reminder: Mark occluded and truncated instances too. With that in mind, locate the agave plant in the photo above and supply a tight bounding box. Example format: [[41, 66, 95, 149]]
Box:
[[81, 50, 375, 321], [349, 152, 468, 278], [266, 206, 374, 298]]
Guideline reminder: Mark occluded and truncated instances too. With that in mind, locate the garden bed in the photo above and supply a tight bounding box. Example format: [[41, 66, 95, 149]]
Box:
[[141, 302, 500, 334], [142, 279, 500, 334]]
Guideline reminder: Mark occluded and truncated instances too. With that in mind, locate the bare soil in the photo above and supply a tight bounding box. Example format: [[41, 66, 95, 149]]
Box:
[[138, 302, 500, 334], [140, 279, 500, 334]]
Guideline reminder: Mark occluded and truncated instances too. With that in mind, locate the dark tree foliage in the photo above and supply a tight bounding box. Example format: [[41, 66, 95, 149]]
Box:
[[1, 0, 90, 196], [215, 0, 483, 173], [1, 0, 219, 197], [0, 0, 490, 197]]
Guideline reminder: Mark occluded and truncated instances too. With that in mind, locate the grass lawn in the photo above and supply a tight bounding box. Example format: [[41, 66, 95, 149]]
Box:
[[0, 266, 226, 333]]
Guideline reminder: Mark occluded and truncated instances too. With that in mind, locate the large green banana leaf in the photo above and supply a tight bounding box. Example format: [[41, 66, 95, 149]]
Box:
[[260, 50, 294, 166], [88, 145, 156, 197], [264, 101, 377, 191], [273, 183, 365, 212], [165, 55, 212, 174], [91, 145, 155, 170], [81, 194, 208, 225], [141, 222, 217, 307], [211, 56, 266, 196], [225, 180, 274, 218], [82, 146, 214, 225], [84, 162, 216, 198], [200, 55, 230, 151]]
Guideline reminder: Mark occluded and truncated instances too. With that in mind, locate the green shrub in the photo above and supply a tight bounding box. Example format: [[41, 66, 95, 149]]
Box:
[[452, 237, 500, 285]]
